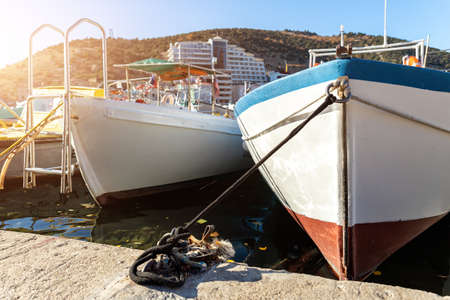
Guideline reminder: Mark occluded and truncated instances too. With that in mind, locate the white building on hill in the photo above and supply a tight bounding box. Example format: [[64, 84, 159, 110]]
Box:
[[166, 37, 266, 103]]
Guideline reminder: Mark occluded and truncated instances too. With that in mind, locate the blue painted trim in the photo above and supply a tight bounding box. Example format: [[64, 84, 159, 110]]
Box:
[[235, 58, 450, 117]]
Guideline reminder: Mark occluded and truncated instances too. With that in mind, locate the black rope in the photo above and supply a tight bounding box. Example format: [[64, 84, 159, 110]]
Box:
[[129, 94, 337, 287], [129, 227, 191, 287], [183, 94, 336, 231]]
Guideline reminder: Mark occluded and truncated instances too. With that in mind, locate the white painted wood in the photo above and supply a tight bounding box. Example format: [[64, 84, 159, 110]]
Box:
[[347, 80, 450, 225], [238, 81, 344, 225], [70, 98, 250, 199], [238, 79, 450, 226]]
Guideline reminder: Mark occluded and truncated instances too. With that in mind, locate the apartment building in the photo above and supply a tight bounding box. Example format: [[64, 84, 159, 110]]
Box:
[[166, 36, 266, 103]]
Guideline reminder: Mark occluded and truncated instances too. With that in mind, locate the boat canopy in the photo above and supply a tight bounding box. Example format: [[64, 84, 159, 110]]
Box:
[[115, 58, 221, 81]]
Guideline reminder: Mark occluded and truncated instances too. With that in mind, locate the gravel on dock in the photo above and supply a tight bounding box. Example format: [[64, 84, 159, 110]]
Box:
[[0, 230, 447, 300]]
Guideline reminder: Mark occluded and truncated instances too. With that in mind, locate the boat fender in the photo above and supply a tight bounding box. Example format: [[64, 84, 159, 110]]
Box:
[[402, 55, 422, 67]]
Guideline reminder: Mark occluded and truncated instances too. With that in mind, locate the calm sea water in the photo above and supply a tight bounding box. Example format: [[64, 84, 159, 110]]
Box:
[[0, 174, 448, 295]]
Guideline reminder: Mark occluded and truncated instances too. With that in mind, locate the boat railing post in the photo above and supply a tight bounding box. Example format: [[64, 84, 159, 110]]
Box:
[[309, 51, 316, 68], [211, 57, 216, 114], [126, 67, 131, 101], [308, 50, 312, 68], [24, 24, 64, 189], [420, 39, 425, 66], [187, 65, 191, 110], [211, 74, 216, 115], [23, 95, 35, 188], [384, 0, 388, 46], [423, 35, 430, 68], [63, 18, 108, 194], [157, 75, 160, 106], [62, 26, 70, 194]]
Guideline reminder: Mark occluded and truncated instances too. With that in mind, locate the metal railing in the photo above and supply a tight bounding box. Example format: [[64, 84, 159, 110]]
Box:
[[23, 24, 64, 190], [308, 39, 427, 68], [61, 18, 108, 193], [22, 18, 108, 194]]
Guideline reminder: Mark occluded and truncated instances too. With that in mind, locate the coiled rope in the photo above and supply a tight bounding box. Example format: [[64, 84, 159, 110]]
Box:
[[129, 77, 351, 287]]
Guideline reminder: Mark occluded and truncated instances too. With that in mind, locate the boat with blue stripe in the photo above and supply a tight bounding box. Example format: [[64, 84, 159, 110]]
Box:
[[236, 40, 450, 280]]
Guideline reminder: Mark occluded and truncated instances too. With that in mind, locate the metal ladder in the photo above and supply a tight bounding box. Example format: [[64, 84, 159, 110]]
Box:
[[23, 18, 108, 194]]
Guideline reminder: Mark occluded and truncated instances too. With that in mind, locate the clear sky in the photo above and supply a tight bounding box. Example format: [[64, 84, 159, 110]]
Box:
[[0, 0, 448, 68]]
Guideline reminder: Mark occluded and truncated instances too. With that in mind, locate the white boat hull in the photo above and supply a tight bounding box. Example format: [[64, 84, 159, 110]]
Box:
[[70, 98, 251, 204], [235, 58, 450, 279]]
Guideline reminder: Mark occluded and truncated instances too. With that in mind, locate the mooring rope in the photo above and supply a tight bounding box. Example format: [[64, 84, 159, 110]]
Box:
[[242, 91, 330, 141], [182, 93, 338, 231], [129, 77, 351, 288]]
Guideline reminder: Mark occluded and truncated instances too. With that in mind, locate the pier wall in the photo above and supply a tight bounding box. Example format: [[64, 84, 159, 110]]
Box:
[[0, 230, 447, 299]]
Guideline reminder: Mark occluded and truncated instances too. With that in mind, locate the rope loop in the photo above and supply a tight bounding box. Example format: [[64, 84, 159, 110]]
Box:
[[129, 225, 226, 287], [129, 76, 352, 288], [327, 76, 351, 103]]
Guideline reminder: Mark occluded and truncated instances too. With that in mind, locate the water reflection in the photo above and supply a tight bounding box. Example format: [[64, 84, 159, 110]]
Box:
[[90, 172, 308, 269], [0, 174, 448, 296], [0, 216, 93, 238]]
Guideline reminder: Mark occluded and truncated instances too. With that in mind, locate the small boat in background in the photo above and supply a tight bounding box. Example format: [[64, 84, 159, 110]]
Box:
[[0, 104, 23, 128], [0, 94, 62, 182], [235, 39, 450, 280], [0, 133, 61, 180]]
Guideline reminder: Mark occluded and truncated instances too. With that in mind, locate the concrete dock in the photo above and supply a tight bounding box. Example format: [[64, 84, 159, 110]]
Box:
[[0, 230, 447, 299]]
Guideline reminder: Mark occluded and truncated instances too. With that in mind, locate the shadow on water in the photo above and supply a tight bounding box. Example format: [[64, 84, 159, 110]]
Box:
[[0, 174, 448, 295]]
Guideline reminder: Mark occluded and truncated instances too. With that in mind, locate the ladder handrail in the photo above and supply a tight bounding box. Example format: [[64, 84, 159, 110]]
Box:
[[25, 24, 64, 190], [28, 24, 64, 96], [64, 18, 108, 99], [61, 18, 108, 194], [22, 18, 109, 194]]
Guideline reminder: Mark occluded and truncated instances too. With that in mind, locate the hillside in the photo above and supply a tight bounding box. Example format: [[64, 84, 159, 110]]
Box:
[[0, 28, 448, 104]]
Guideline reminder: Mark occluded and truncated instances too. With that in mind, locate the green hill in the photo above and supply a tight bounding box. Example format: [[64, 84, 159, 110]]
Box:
[[0, 28, 448, 104]]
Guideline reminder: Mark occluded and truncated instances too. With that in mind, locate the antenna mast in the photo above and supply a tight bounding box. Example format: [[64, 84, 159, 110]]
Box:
[[384, 0, 388, 46]]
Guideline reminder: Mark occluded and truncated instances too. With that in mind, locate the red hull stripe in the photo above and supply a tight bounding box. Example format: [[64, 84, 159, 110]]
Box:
[[286, 209, 344, 277], [286, 207, 447, 280], [350, 213, 447, 279]]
